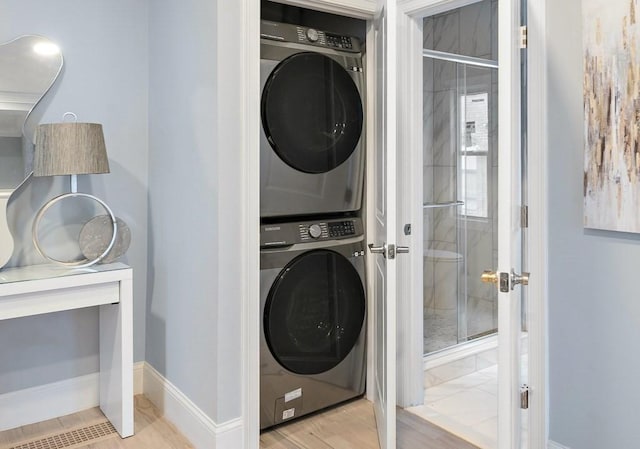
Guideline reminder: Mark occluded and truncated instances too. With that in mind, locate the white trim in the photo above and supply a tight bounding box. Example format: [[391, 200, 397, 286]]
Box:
[[0, 362, 243, 447], [143, 363, 243, 449], [526, 0, 549, 447], [548, 441, 571, 449], [396, 0, 548, 448], [241, 0, 261, 449], [423, 335, 498, 371], [396, 0, 426, 409], [133, 361, 144, 395], [0, 360, 143, 433], [497, 0, 523, 445], [0, 373, 99, 432], [364, 20, 376, 403]]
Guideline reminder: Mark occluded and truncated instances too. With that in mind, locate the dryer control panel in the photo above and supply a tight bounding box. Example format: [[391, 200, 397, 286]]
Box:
[[260, 20, 362, 54], [261, 217, 363, 247]]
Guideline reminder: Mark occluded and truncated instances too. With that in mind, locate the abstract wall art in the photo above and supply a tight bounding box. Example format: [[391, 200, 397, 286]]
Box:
[[583, 0, 640, 232]]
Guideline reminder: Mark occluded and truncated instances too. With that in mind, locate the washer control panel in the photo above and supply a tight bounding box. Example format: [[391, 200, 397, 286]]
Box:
[[260, 20, 362, 53], [299, 219, 359, 241], [261, 217, 363, 247]]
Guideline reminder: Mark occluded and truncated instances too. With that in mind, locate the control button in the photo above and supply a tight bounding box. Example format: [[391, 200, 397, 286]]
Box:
[[306, 28, 319, 42], [309, 224, 322, 239]]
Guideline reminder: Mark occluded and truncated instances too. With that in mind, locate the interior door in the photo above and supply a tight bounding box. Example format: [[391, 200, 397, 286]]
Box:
[[368, 0, 397, 447], [496, 0, 526, 447]]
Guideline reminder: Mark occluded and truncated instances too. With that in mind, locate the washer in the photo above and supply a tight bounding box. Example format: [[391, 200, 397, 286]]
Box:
[[260, 20, 365, 218], [260, 217, 367, 429]]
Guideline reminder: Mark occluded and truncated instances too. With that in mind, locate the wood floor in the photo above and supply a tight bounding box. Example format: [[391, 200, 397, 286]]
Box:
[[261, 398, 480, 449], [0, 395, 193, 449], [0, 396, 478, 449]]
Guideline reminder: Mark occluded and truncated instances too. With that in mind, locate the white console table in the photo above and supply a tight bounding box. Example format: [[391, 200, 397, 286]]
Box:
[[0, 262, 134, 437]]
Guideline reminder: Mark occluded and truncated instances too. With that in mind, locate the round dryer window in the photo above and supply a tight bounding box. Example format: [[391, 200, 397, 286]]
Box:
[[261, 52, 364, 174], [264, 249, 366, 375]]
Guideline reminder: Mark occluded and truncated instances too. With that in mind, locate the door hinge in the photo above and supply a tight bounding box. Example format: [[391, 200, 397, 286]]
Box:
[[519, 26, 528, 49], [520, 384, 529, 409], [521, 205, 529, 228]]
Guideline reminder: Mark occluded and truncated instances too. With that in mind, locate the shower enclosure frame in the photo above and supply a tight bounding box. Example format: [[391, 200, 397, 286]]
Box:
[[395, 0, 549, 448]]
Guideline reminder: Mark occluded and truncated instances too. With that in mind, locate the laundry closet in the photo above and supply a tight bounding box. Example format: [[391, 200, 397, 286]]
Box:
[[258, 0, 370, 431]]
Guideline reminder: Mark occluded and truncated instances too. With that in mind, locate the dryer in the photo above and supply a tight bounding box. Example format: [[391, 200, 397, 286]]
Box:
[[260, 217, 366, 429], [260, 20, 365, 218]]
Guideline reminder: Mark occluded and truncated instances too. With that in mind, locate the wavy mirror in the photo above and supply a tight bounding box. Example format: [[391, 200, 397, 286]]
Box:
[[0, 35, 64, 268]]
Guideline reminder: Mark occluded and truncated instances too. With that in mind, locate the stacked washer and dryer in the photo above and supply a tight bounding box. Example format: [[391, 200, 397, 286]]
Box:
[[259, 20, 368, 429]]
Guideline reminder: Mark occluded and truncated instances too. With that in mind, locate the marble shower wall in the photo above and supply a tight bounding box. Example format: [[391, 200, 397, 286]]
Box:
[[423, 0, 499, 354]]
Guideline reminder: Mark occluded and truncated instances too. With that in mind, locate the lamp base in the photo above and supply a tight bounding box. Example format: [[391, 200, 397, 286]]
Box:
[[32, 192, 117, 268]]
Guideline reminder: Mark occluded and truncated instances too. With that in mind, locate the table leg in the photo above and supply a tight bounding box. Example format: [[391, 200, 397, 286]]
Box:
[[99, 278, 134, 437]]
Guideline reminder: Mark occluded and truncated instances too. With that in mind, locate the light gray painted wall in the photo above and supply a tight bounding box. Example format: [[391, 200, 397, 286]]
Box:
[[0, 0, 148, 394], [148, 0, 243, 424], [547, 1, 640, 447]]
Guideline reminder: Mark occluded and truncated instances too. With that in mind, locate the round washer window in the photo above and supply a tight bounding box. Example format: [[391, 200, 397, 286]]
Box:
[[261, 52, 363, 174], [264, 249, 365, 375]]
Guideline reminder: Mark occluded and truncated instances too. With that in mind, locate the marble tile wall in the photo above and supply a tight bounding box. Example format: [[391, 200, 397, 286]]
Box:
[[423, 0, 499, 354], [424, 0, 498, 60]]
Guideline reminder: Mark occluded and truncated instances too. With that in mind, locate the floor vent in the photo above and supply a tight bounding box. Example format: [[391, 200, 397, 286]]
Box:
[[7, 421, 117, 449]]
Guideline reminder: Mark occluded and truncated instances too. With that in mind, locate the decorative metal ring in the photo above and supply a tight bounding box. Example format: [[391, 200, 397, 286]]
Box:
[[32, 192, 118, 268]]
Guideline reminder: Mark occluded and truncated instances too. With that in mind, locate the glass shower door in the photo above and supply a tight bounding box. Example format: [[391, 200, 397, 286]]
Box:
[[423, 57, 499, 355]]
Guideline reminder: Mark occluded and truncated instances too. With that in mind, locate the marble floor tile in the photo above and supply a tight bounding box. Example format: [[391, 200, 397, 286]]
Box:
[[409, 366, 499, 449], [475, 378, 498, 396], [427, 388, 497, 427], [472, 416, 498, 442], [410, 354, 529, 448]]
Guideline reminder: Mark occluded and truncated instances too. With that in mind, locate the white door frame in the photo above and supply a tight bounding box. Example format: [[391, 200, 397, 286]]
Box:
[[395, 0, 548, 448], [241, 2, 261, 449], [239, 0, 548, 447]]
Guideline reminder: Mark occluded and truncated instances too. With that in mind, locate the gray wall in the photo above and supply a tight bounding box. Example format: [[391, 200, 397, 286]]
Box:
[[547, 0, 640, 447], [0, 0, 148, 393], [148, 0, 243, 424]]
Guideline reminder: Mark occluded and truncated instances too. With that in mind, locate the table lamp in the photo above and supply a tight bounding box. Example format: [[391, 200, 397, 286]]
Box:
[[31, 113, 117, 267]]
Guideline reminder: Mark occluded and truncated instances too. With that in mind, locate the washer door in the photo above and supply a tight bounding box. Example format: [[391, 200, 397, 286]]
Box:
[[264, 249, 365, 375], [261, 52, 363, 174]]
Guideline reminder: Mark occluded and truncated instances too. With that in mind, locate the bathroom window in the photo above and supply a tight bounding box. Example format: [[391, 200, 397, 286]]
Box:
[[460, 93, 489, 219]]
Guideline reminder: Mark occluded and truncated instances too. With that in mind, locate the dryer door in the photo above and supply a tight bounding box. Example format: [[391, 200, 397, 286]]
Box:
[[264, 249, 365, 375], [261, 52, 363, 174]]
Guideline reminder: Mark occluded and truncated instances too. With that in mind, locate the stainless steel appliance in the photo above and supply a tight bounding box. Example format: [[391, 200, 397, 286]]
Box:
[[260, 20, 365, 218], [260, 217, 366, 429]]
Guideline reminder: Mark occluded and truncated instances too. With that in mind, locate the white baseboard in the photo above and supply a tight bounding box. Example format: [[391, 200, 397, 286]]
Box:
[[549, 441, 571, 449], [0, 362, 242, 449], [0, 361, 145, 432], [133, 361, 144, 395], [0, 373, 99, 432], [142, 362, 243, 449]]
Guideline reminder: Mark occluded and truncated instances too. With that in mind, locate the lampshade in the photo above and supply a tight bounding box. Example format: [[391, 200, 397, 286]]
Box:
[[33, 122, 110, 176]]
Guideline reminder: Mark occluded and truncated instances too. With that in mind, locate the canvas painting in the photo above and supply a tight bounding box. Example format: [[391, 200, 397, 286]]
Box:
[[583, 0, 640, 232]]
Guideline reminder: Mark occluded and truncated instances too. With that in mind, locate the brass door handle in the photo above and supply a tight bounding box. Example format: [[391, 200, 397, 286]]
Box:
[[481, 270, 499, 285], [482, 269, 530, 292]]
